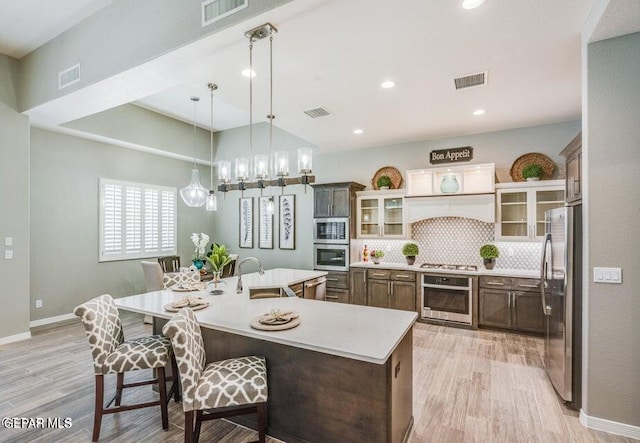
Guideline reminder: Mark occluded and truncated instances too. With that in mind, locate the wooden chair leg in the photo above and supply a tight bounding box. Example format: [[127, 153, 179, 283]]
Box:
[[92, 374, 104, 442], [257, 402, 266, 443], [171, 354, 181, 403], [115, 373, 124, 406], [184, 410, 194, 443], [157, 367, 169, 431], [194, 410, 203, 443]]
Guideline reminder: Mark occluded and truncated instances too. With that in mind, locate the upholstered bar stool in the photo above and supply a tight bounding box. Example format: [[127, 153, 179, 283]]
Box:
[[162, 307, 268, 443], [74, 294, 177, 441], [162, 270, 201, 289]]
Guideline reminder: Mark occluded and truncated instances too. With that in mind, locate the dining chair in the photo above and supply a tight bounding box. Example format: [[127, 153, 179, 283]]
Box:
[[158, 255, 181, 273], [162, 270, 201, 289], [162, 307, 268, 443], [141, 261, 164, 292], [73, 294, 178, 442]]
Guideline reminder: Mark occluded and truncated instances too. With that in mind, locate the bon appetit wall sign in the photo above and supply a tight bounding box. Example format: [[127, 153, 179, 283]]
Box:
[[429, 146, 473, 165]]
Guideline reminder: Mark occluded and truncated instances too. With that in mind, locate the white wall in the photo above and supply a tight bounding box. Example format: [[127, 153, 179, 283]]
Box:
[[29, 128, 215, 321], [585, 31, 640, 428], [0, 54, 30, 339]]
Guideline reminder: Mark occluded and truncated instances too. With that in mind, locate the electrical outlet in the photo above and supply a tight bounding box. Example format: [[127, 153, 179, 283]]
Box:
[[508, 248, 515, 257], [35, 299, 43, 308]]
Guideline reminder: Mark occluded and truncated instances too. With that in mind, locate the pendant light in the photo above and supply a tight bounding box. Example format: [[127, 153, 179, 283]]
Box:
[[205, 83, 218, 211], [180, 96, 208, 207], [265, 30, 275, 215]]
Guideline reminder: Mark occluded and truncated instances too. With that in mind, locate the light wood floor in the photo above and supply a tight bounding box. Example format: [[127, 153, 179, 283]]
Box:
[[0, 314, 635, 442]]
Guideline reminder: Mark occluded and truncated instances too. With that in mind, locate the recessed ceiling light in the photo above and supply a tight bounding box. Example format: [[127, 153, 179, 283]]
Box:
[[241, 68, 256, 78], [353, 129, 363, 135], [381, 80, 396, 89], [473, 109, 486, 116], [462, 0, 485, 9]]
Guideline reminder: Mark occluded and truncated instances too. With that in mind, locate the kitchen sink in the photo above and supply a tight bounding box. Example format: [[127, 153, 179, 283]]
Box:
[[249, 287, 285, 299]]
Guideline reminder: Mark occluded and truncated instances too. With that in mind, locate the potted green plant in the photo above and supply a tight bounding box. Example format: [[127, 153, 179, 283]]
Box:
[[522, 163, 544, 181], [402, 242, 419, 265], [370, 249, 385, 264], [376, 175, 392, 190], [205, 243, 233, 293], [479, 244, 499, 270]]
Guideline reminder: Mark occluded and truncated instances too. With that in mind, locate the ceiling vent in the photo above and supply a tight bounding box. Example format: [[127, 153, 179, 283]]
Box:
[[453, 71, 488, 90], [303, 107, 331, 119], [202, 0, 247, 27], [58, 64, 81, 90]]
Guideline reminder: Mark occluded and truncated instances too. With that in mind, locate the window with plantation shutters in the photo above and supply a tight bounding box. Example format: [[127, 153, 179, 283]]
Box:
[[99, 178, 177, 261]]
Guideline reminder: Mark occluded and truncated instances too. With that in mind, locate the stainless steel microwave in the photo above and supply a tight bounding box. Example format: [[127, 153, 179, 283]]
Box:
[[313, 218, 349, 244], [313, 244, 349, 271]]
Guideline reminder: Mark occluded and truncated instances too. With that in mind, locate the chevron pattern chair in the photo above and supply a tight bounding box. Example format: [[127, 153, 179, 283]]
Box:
[[74, 294, 178, 441], [163, 307, 268, 443]]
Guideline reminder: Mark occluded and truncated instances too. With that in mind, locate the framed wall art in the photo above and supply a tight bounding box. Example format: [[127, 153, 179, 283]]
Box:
[[239, 197, 253, 248], [279, 194, 295, 250], [258, 196, 274, 249]]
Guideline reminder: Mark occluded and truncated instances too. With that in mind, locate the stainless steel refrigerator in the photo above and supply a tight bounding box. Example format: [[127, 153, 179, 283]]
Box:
[[540, 205, 582, 410]]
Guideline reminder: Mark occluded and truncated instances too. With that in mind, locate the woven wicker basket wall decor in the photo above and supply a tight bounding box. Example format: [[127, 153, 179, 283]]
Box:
[[371, 166, 403, 189], [509, 153, 555, 182]]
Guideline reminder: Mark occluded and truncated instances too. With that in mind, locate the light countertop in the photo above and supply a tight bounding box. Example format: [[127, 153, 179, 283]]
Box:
[[115, 268, 417, 365], [350, 261, 540, 279]]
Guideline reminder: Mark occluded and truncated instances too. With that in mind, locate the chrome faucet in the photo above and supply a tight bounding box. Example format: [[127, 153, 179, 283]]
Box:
[[236, 257, 265, 293]]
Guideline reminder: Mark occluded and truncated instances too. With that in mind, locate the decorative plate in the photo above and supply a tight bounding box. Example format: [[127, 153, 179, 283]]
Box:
[[164, 301, 209, 312], [250, 312, 301, 331], [509, 152, 555, 182], [371, 166, 403, 190]]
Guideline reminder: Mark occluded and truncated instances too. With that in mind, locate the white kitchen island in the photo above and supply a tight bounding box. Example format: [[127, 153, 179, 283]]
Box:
[[115, 268, 417, 443]]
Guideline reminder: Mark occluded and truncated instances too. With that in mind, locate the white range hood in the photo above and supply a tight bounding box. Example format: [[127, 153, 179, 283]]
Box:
[[405, 194, 495, 223]]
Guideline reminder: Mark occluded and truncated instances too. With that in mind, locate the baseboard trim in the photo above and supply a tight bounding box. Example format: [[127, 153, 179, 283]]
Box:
[[580, 409, 640, 439], [29, 313, 76, 328], [0, 331, 31, 345]]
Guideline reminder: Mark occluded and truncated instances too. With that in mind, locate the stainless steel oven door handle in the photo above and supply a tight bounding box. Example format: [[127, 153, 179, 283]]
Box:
[[422, 283, 470, 291]]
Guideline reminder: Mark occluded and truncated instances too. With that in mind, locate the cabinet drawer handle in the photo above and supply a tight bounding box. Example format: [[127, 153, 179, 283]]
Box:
[[508, 291, 511, 308], [325, 295, 339, 300], [395, 274, 411, 278], [372, 273, 386, 277], [327, 278, 339, 281], [486, 281, 504, 286], [519, 284, 539, 288]]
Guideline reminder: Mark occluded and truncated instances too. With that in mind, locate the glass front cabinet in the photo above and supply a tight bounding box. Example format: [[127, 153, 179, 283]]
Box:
[[356, 190, 408, 239], [496, 180, 565, 240]]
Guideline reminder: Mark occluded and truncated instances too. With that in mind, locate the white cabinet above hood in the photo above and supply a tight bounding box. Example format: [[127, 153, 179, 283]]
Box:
[[405, 194, 495, 223]]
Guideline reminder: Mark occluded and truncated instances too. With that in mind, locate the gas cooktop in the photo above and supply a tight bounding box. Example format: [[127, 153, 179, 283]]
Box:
[[419, 263, 478, 271]]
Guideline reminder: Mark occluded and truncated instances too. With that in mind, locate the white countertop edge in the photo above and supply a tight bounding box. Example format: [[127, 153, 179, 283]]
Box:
[[350, 262, 540, 278]]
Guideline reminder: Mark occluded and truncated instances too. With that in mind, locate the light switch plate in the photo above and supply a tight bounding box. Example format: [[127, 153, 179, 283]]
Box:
[[593, 267, 622, 284], [4, 237, 13, 247], [4, 250, 13, 260]]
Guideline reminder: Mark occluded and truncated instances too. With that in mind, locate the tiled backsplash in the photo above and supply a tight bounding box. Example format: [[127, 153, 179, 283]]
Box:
[[356, 217, 542, 271]]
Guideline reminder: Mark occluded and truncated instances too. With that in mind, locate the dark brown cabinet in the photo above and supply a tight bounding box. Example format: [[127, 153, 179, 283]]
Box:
[[324, 270, 349, 304], [349, 268, 367, 306], [560, 132, 582, 204], [312, 182, 364, 218], [479, 276, 544, 334], [358, 269, 417, 312]]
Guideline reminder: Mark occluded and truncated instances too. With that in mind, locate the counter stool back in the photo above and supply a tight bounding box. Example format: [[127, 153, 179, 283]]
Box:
[[73, 294, 178, 441], [162, 307, 268, 443]]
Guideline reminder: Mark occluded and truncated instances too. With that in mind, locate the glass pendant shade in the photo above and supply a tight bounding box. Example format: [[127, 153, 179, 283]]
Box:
[[205, 190, 218, 211], [180, 169, 208, 207], [297, 147, 312, 174], [274, 151, 289, 177], [254, 155, 269, 180], [218, 160, 231, 184], [235, 157, 249, 181]]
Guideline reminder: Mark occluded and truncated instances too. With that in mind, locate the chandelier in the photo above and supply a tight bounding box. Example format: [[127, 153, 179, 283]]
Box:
[[217, 23, 315, 195], [179, 96, 208, 207]]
